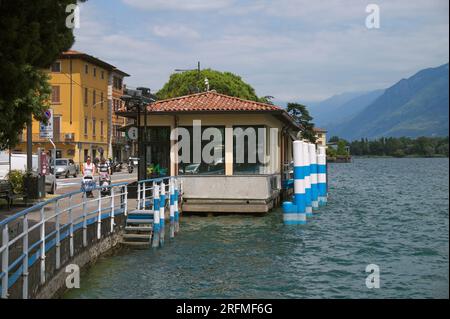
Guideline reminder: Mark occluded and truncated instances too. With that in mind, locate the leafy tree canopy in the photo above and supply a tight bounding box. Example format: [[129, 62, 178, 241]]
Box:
[[0, 0, 85, 149], [156, 69, 271, 103], [286, 103, 317, 143]]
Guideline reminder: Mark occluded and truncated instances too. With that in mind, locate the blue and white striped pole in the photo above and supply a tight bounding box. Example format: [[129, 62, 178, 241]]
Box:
[[169, 179, 175, 223], [317, 146, 328, 206], [309, 143, 319, 210], [303, 142, 313, 217], [153, 183, 160, 232], [282, 140, 306, 225], [159, 181, 166, 227]]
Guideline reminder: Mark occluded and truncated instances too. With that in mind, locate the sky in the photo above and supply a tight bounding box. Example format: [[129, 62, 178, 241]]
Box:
[[73, 0, 449, 103]]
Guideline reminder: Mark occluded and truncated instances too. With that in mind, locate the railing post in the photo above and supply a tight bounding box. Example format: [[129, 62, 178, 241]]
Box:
[[137, 182, 141, 210], [153, 183, 160, 232], [55, 201, 61, 270], [142, 182, 146, 210], [97, 189, 102, 240], [82, 193, 88, 247], [110, 187, 115, 233], [160, 181, 166, 227], [22, 215, 29, 299], [124, 185, 128, 216], [69, 195, 74, 257], [40, 206, 46, 285], [1, 225, 9, 299]]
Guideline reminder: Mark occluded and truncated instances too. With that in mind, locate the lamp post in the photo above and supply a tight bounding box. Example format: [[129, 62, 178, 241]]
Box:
[[120, 87, 155, 181]]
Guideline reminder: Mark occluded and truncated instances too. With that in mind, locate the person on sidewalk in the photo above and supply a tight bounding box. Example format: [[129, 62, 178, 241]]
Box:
[[81, 156, 96, 197]]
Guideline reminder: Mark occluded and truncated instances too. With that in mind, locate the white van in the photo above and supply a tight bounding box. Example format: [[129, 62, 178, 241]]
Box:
[[0, 151, 57, 194]]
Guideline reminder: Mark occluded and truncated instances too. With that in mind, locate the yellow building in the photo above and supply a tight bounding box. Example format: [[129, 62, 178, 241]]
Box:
[[15, 50, 129, 166], [313, 127, 327, 147]]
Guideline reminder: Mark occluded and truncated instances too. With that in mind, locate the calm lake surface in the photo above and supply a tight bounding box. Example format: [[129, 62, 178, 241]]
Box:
[[65, 158, 449, 299]]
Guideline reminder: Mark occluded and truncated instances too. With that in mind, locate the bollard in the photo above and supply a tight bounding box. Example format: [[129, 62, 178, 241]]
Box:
[[309, 143, 319, 210], [153, 183, 160, 231], [317, 146, 328, 206], [303, 142, 313, 217], [282, 140, 306, 225], [169, 179, 175, 222], [174, 179, 180, 233], [160, 181, 166, 227]]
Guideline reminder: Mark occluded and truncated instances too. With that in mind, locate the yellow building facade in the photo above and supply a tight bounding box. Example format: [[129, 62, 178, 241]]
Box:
[[15, 50, 129, 166]]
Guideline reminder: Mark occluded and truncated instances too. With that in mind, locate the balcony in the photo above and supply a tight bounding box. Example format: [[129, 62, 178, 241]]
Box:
[[20, 133, 77, 143]]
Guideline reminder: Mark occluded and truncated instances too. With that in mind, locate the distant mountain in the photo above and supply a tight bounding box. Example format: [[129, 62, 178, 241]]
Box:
[[333, 63, 449, 140], [309, 91, 370, 127]]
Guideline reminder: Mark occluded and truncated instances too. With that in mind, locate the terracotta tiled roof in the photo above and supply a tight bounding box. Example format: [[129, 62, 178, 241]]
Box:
[[147, 91, 282, 113], [313, 127, 327, 133]]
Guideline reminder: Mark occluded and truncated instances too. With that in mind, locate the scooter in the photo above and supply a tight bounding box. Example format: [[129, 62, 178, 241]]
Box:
[[81, 175, 96, 198]]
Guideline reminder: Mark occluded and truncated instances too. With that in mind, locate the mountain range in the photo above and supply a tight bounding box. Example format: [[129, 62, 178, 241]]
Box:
[[309, 63, 449, 140]]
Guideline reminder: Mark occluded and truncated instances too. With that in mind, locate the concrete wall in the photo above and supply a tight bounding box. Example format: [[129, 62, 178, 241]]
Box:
[[180, 175, 281, 213]]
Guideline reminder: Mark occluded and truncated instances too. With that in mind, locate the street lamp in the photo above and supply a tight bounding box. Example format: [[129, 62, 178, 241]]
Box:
[[120, 87, 156, 181]]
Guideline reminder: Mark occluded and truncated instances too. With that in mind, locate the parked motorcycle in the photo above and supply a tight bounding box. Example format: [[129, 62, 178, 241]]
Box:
[[128, 157, 139, 174]]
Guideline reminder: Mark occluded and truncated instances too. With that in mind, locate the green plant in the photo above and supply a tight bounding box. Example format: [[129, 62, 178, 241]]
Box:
[[7, 170, 25, 194]]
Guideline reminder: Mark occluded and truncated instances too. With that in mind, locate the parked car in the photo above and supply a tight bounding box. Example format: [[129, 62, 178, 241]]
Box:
[[45, 173, 57, 194], [51, 158, 78, 178]]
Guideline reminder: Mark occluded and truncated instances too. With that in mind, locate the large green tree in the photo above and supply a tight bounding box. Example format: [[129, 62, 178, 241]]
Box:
[[286, 103, 317, 143], [0, 0, 84, 149], [156, 69, 271, 103]]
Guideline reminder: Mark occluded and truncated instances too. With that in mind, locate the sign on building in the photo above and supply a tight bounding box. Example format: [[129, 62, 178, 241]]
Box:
[[127, 127, 138, 140], [40, 109, 54, 139]]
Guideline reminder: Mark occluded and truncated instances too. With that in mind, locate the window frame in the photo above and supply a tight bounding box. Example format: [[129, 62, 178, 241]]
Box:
[[51, 86, 61, 104]]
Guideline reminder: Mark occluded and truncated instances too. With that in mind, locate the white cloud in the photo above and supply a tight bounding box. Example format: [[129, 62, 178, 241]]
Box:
[[152, 24, 200, 39], [73, 0, 449, 101], [122, 0, 234, 11]]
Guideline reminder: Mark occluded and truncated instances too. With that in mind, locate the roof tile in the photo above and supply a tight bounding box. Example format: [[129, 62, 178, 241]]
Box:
[[147, 91, 282, 113]]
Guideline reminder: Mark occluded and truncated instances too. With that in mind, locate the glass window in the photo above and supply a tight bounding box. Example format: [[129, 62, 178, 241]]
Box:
[[93, 90, 96, 106], [93, 67, 97, 77], [51, 62, 61, 72], [51, 86, 60, 103], [92, 119, 96, 136], [55, 159, 68, 166], [233, 126, 266, 175], [100, 92, 104, 108], [100, 120, 104, 136], [84, 118, 88, 135], [177, 126, 225, 175], [84, 88, 88, 105], [85, 64, 89, 74]]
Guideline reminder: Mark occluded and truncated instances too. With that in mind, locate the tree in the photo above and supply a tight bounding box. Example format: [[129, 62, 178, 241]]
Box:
[[0, 0, 85, 149], [286, 103, 317, 143], [156, 69, 269, 103]]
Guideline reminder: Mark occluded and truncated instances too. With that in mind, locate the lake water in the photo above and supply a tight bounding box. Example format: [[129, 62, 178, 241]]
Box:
[[65, 158, 449, 299]]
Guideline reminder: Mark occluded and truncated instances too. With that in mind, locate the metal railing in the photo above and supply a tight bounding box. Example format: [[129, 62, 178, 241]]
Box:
[[136, 177, 183, 213], [0, 182, 128, 299]]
